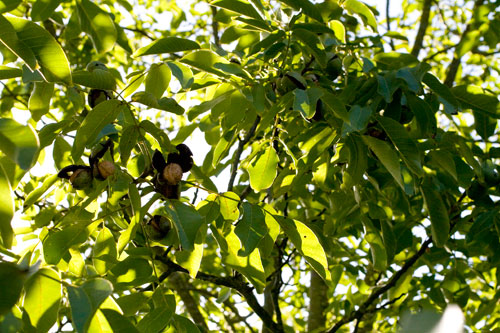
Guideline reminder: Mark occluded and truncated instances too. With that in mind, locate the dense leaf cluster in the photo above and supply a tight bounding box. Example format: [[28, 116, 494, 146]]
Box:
[[0, 0, 499, 332]]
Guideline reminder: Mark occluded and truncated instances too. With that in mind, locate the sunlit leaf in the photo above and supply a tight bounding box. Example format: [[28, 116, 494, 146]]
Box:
[[72, 99, 126, 161], [275, 216, 331, 282], [133, 37, 200, 57], [76, 0, 117, 53], [166, 201, 204, 251], [23, 268, 61, 332], [0, 118, 39, 170], [5, 15, 71, 83], [247, 146, 279, 192]]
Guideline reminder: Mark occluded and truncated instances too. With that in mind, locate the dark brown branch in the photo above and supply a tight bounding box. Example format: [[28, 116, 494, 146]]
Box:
[[169, 272, 209, 331], [157, 257, 283, 332], [328, 190, 468, 332], [386, 0, 395, 50], [211, 7, 220, 47], [411, 0, 432, 58], [443, 0, 485, 87], [328, 237, 433, 333], [227, 116, 260, 191]]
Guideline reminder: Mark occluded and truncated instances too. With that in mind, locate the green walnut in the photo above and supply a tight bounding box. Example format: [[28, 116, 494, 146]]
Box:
[[144, 215, 172, 241], [97, 161, 116, 180], [69, 168, 93, 190], [467, 181, 488, 200]]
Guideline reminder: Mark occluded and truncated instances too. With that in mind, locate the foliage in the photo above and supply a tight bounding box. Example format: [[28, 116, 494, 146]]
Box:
[[0, 0, 499, 332]]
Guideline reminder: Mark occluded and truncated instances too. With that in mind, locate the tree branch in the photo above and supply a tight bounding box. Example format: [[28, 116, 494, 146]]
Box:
[[227, 116, 260, 191], [328, 191, 468, 332], [169, 272, 209, 331], [157, 257, 283, 332], [386, 0, 395, 51], [411, 0, 432, 58], [443, 0, 485, 87], [327, 237, 433, 333], [211, 7, 220, 47]]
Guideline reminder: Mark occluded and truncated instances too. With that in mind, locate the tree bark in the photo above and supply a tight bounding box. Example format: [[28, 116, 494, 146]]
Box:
[[307, 270, 328, 332], [443, 0, 485, 86], [411, 0, 432, 58], [169, 272, 209, 331]]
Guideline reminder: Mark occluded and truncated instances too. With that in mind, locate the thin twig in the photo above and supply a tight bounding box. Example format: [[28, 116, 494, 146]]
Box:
[[227, 117, 260, 191], [211, 7, 220, 47]]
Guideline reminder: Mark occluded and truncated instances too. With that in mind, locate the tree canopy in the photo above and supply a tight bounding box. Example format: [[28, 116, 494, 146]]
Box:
[[0, 0, 499, 332]]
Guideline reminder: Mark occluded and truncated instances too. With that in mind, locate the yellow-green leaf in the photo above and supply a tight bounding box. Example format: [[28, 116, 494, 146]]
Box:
[[275, 216, 331, 283], [247, 146, 279, 192]]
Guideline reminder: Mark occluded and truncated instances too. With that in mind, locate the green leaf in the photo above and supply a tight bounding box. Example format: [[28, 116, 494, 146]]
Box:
[[362, 135, 404, 189], [81, 278, 113, 316], [72, 99, 125, 161], [451, 85, 499, 119], [421, 178, 450, 247], [101, 309, 140, 333], [133, 37, 200, 57], [247, 146, 279, 192], [5, 15, 71, 84], [0, 15, 37, 70], [166, 201, 204, 251], [377, 116, 423, 177], [0, 65, 22, 79], [0, 262, 26, 315], [93, 227, 118, 274], [456, 30, 480, 57], [139, 120, 172, 150], [175, 224, 207, 278], [31, 0, 62, 21], [330, 20, 346, 43], [23, 174, 58, 210], [166, 61, 193, 90], [145, 63, 171, 99], [376, 75, 391, 102], [374, 52, 418, 70], [119, 125, 140, 166], [280, 0, 323, 22], [0, 0, 21, 13], [132, 92, 184, 114], [217, 191, 240, 221], [0, 164, 14, 248], [109, 257, 152, 289], [43, 220, 97, 265], [293, 87, 324, 119], [293, 29, 327, 67], [28, 81, 54, 121], [24, 268, 61, 332], [67, 285, 92, 333], [218, 227, 266, 291], [136, 306, 174, 333], [422, 73, 459, 112], [181, 50, 231, 77], [321, 91, 350, 123], [72, 69, 117, 90], [362, 218, 388, 271], [343, 134, 367, 187], [235, 203, 268, 256], [343, 0, 378, 32], [342, 105, 372, 136], [428, 150, 457, 181], [76, 0, 117, 53], [0, 118, 39, 170], [212, 0, 264, 21], [473, 111, 496, 140], [275, 216, 331, 282], [406, 93, 436, 137], [172, 314, 200, 333]]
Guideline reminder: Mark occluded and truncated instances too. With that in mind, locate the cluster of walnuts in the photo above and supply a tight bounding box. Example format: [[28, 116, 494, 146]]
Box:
[[57, 139, 116, 190], [151, 144, 193, 200]]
